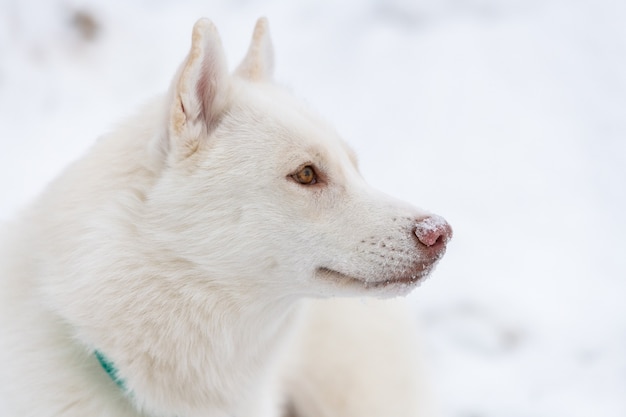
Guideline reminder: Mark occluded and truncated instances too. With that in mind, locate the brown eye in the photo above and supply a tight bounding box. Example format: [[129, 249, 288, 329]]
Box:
[[293, 165, 317, 185]]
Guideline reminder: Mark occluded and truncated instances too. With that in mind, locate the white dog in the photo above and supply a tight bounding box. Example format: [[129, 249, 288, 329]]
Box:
[[0, 18, 451, 417]]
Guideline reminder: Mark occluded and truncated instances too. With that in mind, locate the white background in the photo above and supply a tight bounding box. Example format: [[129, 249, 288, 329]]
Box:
[[1, 0, 625, 416]]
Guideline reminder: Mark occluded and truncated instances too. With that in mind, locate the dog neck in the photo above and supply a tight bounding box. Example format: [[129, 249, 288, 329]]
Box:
[[81, 246, 302, 416]]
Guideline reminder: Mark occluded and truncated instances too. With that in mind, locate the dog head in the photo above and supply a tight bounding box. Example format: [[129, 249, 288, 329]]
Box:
[[145, 18, 452, 299]]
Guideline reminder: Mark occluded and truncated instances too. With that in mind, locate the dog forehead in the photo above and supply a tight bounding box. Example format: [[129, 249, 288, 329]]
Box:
[[233, 82, 322, 126], [227, 82, 355, 158]]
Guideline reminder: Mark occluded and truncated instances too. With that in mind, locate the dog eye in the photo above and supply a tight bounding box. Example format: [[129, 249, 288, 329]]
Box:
[[293, 165, 317, 185]]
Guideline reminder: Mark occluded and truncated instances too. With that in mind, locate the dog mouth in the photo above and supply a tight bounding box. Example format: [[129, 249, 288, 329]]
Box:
[[315, 266, 433, 290]]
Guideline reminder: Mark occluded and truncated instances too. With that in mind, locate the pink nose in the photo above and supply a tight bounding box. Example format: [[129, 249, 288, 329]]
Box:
[[414, 215, 453, 247]]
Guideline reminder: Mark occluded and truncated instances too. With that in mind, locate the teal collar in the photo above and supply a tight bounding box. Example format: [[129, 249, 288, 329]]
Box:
[[95, 350, 127, 391]]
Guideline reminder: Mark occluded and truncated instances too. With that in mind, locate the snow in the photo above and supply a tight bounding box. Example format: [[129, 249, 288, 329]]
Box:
[[1, 0, 625, 416]]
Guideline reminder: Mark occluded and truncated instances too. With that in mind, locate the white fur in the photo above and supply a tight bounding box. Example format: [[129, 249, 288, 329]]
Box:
[[0, 18, 450, 417]]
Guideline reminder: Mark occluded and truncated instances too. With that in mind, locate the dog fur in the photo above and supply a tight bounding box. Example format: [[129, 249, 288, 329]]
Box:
[[0, 18, 451, 417]]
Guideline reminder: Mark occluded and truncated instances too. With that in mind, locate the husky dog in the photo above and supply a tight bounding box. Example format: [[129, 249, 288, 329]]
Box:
[[0, 18, 451, 417]]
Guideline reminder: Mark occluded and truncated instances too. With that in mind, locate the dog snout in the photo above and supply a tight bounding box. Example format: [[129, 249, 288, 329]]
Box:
[[414, 215, 453, 248]]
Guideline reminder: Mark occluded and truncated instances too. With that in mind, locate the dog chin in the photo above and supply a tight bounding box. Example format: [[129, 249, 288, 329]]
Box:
[[315, 267, 432, 297]]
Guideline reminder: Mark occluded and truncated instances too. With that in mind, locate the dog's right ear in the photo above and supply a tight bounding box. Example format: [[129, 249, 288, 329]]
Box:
[[165, 19, 230, 160]]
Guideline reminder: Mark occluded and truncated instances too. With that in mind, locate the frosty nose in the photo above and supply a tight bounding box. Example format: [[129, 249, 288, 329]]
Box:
[[414, 215, 453, 247]]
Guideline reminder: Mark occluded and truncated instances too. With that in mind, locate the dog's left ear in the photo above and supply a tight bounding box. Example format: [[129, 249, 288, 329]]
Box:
[[235, 17, 274, 81], [166, 18, 230, 159]]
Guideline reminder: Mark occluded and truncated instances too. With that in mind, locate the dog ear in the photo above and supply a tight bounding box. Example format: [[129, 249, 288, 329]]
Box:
[[166, 18, 229, 159], [235, 17, 274, 81]]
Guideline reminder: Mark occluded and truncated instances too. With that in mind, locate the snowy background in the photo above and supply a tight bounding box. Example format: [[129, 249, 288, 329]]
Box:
[[1, 0, 625, 416]]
